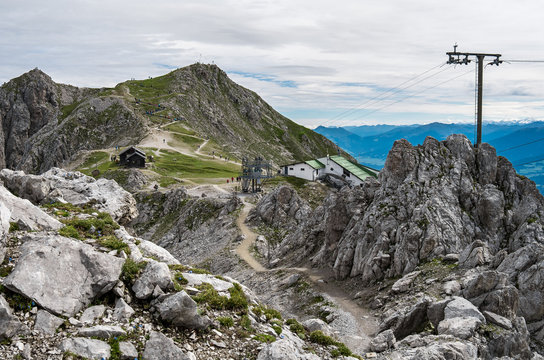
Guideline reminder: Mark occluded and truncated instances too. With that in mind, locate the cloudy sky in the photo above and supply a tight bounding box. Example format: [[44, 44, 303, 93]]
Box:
[[2, 0, 544, 127]]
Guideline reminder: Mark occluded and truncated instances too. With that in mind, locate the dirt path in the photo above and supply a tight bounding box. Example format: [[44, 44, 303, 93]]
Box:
[[235, 201, 267, 272], [234, 198, 378, 354], [138, 128, 197, 157], [195, 139, 209, 156]]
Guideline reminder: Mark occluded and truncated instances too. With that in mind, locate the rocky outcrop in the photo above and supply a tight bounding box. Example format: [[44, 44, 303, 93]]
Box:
[[59, 337, 111, 359], [253, 135, 544, 285], [0, 185, 62, 231], [0, 69, 146, 173], [143, 331, 192, 360], [152, 290, 211, 330], [131, 189, 240, 264], [0, 168, 138, 224], [4, 235, 124, 317]]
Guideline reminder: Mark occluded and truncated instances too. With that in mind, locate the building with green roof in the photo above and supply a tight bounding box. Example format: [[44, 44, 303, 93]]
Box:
[[280, 155, 379, 186]]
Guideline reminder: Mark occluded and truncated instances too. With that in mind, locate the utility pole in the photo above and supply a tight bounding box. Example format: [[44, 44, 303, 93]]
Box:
[[446, 45, 502, 147]]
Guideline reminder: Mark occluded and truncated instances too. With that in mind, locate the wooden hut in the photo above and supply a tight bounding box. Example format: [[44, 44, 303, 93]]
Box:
[[119, 146, 146, 168]]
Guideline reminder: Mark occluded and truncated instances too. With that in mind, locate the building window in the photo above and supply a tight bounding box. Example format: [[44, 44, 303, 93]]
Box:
[[343, 168, 350, 177], [301, 168, 305, 171], [330, 167, 334, 171], [290, 167, 294, 170]]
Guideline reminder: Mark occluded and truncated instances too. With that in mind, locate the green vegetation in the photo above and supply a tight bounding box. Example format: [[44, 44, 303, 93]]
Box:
[[60, 100, 83, 120], [170, 133, 203, 149], [254, 333, 276, 343], [193, 282, 248, 312], [121, 258, 147, 283], [8, 222, 19, 232], [173, 272, 188, 291], [309, 330, 360, 359], [59, 212, 120, 239], [0, 264, 12, 277], [286, 318, 306, 339], [159, 176, 181, 188], [168, 264, 211, 274], [163, 122, 196, 135], [2, 287, 33, 312], [240, 314, 253, 331], [217, 316, 235, 328], [252, 304, 282, 321], [152, 149, 239, 179], [99, 236, 131, 255], [59, 225, 81, 239]]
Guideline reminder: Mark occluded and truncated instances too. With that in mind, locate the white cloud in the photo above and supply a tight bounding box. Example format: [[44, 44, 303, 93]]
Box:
[[1, 0, 544, 125]]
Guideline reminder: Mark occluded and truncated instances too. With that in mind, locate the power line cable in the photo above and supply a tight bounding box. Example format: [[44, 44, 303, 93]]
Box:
[[351, 68, 475, 121], [340, 65, 452, 119], [499, 137, 544, 152], [322, 62, 449, 125], [515, 157, 544, 166], [503, 60, 544, 63]]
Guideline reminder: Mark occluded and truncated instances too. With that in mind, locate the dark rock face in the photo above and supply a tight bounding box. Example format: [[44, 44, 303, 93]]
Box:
[[0, 69, 146, 174]]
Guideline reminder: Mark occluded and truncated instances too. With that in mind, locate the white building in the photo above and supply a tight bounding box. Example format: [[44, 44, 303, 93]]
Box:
[[280, 159, 325, 181], [281, 155, 379, 186]]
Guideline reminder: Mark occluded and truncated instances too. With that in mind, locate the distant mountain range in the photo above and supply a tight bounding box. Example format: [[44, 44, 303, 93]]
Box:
[[315, 121, 544, 192]]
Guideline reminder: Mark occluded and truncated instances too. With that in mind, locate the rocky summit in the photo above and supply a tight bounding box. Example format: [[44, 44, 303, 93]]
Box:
[[0, 65, 342, 174], [1, 130, 544, 360]]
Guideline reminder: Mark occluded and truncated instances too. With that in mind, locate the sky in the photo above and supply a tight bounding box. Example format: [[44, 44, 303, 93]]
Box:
[[2, 0, 544, 128]]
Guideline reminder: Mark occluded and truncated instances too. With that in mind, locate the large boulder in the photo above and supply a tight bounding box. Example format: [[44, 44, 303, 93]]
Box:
[[0, 168, 138, 224], [256, 338, 321, 360], [142, 331, 191, 360], [59, 337, 110, 359], [153, 291, 211, 330], [132, 260, 173, 300], [4, 235, 124, 317], [0, 185, 62, 231]]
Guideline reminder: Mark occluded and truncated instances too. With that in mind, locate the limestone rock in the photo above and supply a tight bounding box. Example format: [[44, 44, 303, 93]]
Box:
[[143, 331, 191, 360], [34, 310, 64, 335], [443, 297, 485, 323], [119, 341, 138, 360], [0, 168, 138, 224], [301, 318, 332, 337], [153, 291, 211, 330], [59, 337, 110, 359], [0, 185, 62, 231], [437, 317, 482, 339], [79, 325, 126, 339], [427, 299, 453, 329], [136, 238, 180, 265], [256, 338, 321, 360], [4, 235, 124, 317], [132, 260, 173, 300], [391, 271, 421, 293], [483, 310, 512, 330], [182, 273, 234, 292], [369, 329, 396, 352], [0, 294, 24, 340], [80, 305, 106, 324], [113, 298, 135, 322], [380, 296, 430, 339]]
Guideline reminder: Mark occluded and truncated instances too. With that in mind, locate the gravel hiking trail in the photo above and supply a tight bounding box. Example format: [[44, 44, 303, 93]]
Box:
[[235, 198, 378, 354]]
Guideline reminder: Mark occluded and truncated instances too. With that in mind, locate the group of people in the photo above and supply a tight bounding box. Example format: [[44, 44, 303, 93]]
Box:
[[226, 177, 242, 184]]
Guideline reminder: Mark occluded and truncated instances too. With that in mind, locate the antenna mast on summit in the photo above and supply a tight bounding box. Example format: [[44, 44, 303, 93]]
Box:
[[446, 45, 502, 148]]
